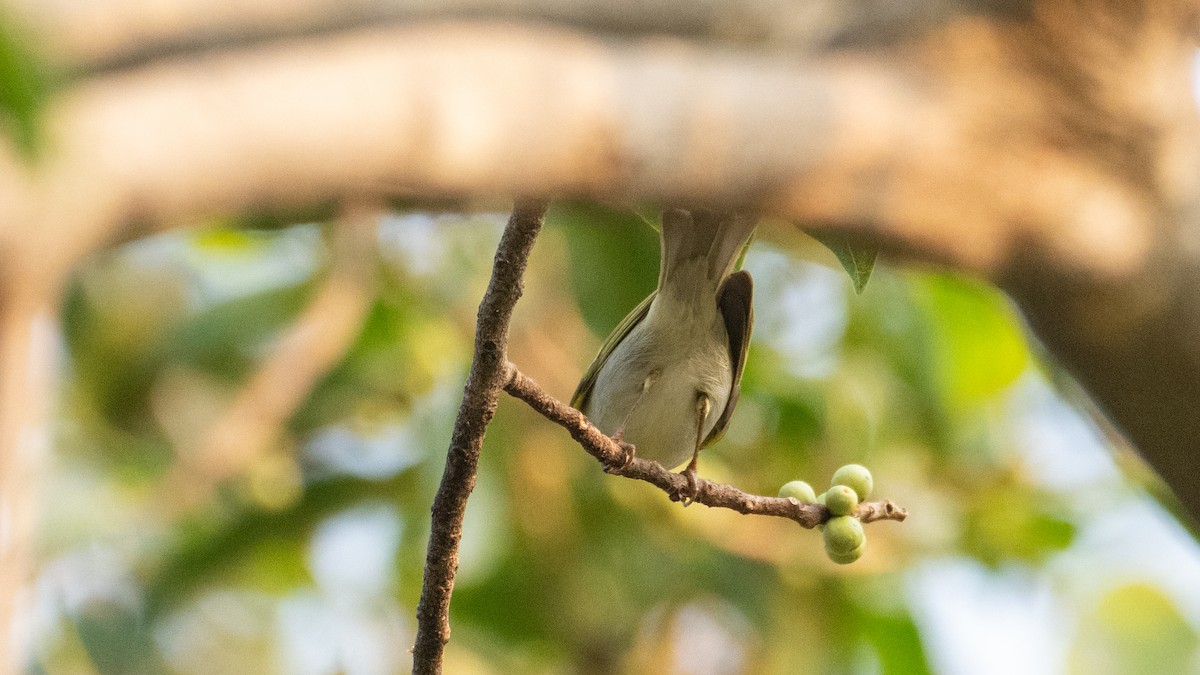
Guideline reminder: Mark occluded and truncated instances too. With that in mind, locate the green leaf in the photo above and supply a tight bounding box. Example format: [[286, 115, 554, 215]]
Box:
[[962, 482, 1077, 566], [806, 230, 878, 294], [825, 578, 934, 675], [143, 474, 414, 617], [72, 602, 167, 675], [547, 201, 659, 337], [908, 273, 1030, 409], [629, 203, 663, 232], [167, 281, 313, 379], [1071, 583, 1199, 674], [0, 13, 52, 157], [860, 609, 934, 675]]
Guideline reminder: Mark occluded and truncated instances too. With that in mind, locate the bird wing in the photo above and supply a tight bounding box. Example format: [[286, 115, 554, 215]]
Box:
[[570, 291, 657, 412], [703, 269, 754, 447]]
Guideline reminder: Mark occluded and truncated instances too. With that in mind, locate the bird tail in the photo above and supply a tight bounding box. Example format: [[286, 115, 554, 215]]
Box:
[[659, 209, 757, 288]]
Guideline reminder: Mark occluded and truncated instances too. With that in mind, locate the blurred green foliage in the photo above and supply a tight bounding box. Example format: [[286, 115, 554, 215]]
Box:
[[552, 201, 660, 336], [1071, 583, 1199, 673], [32, 207, 1200, 674], [0, 12, 52, 156]]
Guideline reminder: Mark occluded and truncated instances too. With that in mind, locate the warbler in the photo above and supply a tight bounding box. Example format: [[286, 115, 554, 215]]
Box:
[[571, 209, 756, 500]]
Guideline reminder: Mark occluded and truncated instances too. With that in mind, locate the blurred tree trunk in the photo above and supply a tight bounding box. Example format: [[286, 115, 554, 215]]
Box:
[[0, 286, 56, 674]]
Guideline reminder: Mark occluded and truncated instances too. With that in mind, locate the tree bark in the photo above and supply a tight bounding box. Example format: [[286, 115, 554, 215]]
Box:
[[412, 199, 546, 674]]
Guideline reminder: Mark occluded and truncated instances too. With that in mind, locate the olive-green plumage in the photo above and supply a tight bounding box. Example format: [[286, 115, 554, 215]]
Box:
[[572, 209, 755, 471]]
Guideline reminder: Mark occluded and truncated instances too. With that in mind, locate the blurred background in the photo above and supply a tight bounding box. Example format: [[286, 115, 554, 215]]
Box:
[[25, 202, 1200, 674]]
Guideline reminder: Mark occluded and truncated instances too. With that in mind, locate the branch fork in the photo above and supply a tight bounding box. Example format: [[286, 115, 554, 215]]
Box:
[[414, 199, 906, 674]]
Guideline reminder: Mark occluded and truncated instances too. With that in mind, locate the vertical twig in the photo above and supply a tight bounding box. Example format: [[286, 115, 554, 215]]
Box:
[[412, 198, 547, 673]]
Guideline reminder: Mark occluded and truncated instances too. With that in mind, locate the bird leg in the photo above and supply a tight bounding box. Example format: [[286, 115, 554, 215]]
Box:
[[677, 393, 711, 506], [605, 370, 660, 474]]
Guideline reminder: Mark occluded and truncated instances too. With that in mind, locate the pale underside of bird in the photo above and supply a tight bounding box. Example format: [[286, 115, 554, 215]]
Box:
[[572, 209, 756, 500]]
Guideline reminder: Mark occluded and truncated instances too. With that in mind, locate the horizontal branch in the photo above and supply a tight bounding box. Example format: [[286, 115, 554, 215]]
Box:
[[3, 18, 1158, 293], [502, 363, 907, 528], [2, 22, 901, 287], [6, 0, 1000, 73]]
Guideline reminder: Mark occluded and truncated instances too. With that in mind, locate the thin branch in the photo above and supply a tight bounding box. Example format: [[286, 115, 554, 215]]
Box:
[[412, 198, 547, 674], [502, 364, 908, 527]]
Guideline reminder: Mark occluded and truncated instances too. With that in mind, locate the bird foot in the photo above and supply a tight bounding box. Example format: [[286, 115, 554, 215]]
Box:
[[604, 431, 636, 474], [675, 467, 701, 506]]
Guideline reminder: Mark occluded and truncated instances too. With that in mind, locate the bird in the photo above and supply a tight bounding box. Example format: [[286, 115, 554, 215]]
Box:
[[571, 208, 756, 503]]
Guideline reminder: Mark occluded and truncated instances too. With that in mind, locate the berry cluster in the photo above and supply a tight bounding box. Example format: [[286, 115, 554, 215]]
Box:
[[778, 464, 875, 565]]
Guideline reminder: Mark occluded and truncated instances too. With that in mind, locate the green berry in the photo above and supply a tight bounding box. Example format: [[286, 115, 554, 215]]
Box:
[[831, 464, 873, 501], [825, 485, 859, 516], [816, 491, 827, 505], [827, 540, 865, 565], [823, 515, 865, 555], [778, 480, 817, 503]]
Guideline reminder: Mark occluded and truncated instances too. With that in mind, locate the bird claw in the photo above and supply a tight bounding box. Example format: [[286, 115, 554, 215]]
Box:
[[605, 433, 636, 474], [676, 467, 700, 506]]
